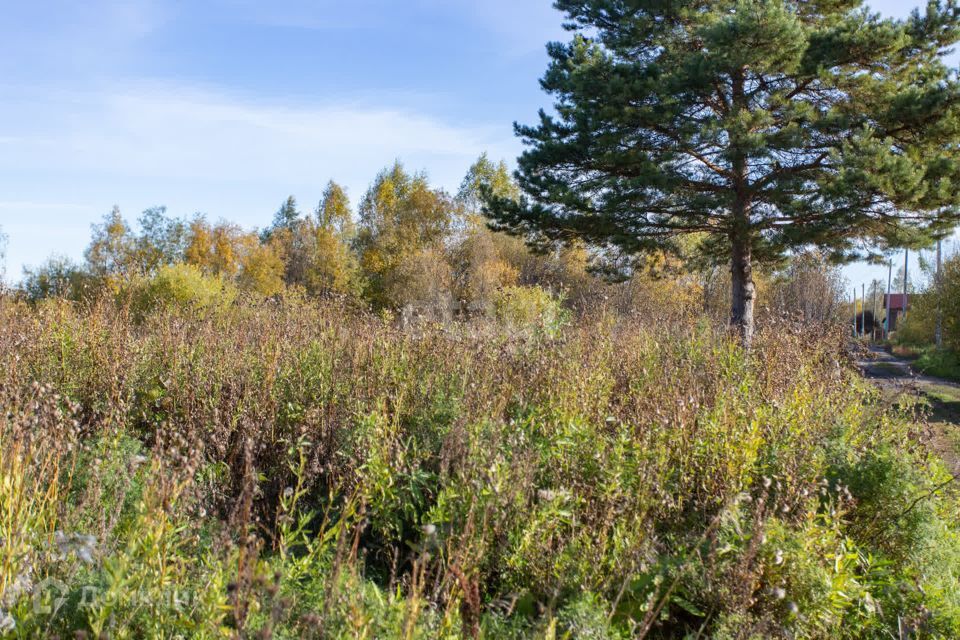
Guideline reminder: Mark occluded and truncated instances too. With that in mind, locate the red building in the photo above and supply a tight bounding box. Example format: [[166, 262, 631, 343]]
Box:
[[884, 294, 909, 332]]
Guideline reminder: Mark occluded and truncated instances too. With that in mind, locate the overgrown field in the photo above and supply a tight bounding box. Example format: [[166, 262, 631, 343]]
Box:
[[1, 297, 958, 639]]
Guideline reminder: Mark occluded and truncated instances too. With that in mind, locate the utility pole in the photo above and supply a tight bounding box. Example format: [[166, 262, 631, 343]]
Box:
[[886, 261, 893, 340], [936, 239, 943, 348], [852, 289, 858, 338], [872, 282, 878, 342], [903, 249, 910, 317], [862, 283, 866, 338]]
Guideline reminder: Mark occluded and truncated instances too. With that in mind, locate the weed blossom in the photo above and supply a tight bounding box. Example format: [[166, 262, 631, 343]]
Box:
[[0, 610, 14, 633], [54, 531, 98, 564], [2, 566, 34, 605]]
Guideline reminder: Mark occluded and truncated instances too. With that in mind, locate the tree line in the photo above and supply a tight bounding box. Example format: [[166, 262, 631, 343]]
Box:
[[15, 155, 601, 320], [10, 150, 855, 333], [6, 0, 960, 348]]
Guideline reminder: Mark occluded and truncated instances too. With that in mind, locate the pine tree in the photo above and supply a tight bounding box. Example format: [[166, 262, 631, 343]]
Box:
[[262, 196, 313, 287], [485, 0, 960, 345], [264, 196, 301, 240]]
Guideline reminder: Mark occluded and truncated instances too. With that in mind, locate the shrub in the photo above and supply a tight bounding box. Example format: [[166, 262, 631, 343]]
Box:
[[897, 303, 938, 347], [20, 256, 97, 302], [897, 251, 960, 350], [915, 347, 960, 382], [125, 263, 236, 320], [493, 285, 569, 338]]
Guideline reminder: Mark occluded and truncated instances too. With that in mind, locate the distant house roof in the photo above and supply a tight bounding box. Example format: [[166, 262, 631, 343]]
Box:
[[884, 293, 909, 311]]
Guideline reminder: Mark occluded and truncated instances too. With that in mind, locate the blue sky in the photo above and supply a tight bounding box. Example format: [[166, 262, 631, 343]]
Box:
[[0, 0, 956, 289]]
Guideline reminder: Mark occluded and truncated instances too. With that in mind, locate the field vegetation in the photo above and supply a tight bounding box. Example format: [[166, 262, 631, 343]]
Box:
[[896, 248, 960, 383], [5, 1, 960, 634], [0, 285, 958, 638]]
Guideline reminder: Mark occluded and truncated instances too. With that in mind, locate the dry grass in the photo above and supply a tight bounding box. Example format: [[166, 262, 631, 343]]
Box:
[[0, 294, 957, 638]]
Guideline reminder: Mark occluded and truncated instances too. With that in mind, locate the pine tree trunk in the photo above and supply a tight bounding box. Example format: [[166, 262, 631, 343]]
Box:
[[730, 237, 756, 348], [727, 65, 755, 350]]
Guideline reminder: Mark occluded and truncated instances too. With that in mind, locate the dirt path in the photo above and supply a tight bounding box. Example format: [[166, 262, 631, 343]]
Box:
[[857, 344, 960, 475]]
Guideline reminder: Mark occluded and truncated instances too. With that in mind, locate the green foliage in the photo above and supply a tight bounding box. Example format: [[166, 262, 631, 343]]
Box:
[[20, 256, 95, 302], [85, 206, 136, 279], [316, 180, 355, 235], [458, 153, 519, 213], [357, 162, 461, 308], [898, 300, 939, 346], [67, 431, 147, 538], [915, 348, 960, 382], [12, 157, 603, 322], [4, 236, 960, 639], [303, 182, 361, 297], [555, 593, 624, 640], [82, 206, 189, 282], [898, 249, 960, 352], [493, 285, 570, 338], [134, 207, 190, 274], [486, 0, 960, 339], [126, 263, 236, 320], [263, 196, 302, 243]]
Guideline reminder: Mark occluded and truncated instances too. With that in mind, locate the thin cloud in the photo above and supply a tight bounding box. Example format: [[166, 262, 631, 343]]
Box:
[[216, 0, 385, 31], [1, 83, 519, 188], [0, 201, 94, 211], [0, 0, 169, 78], [217, 0, 565, 55]]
